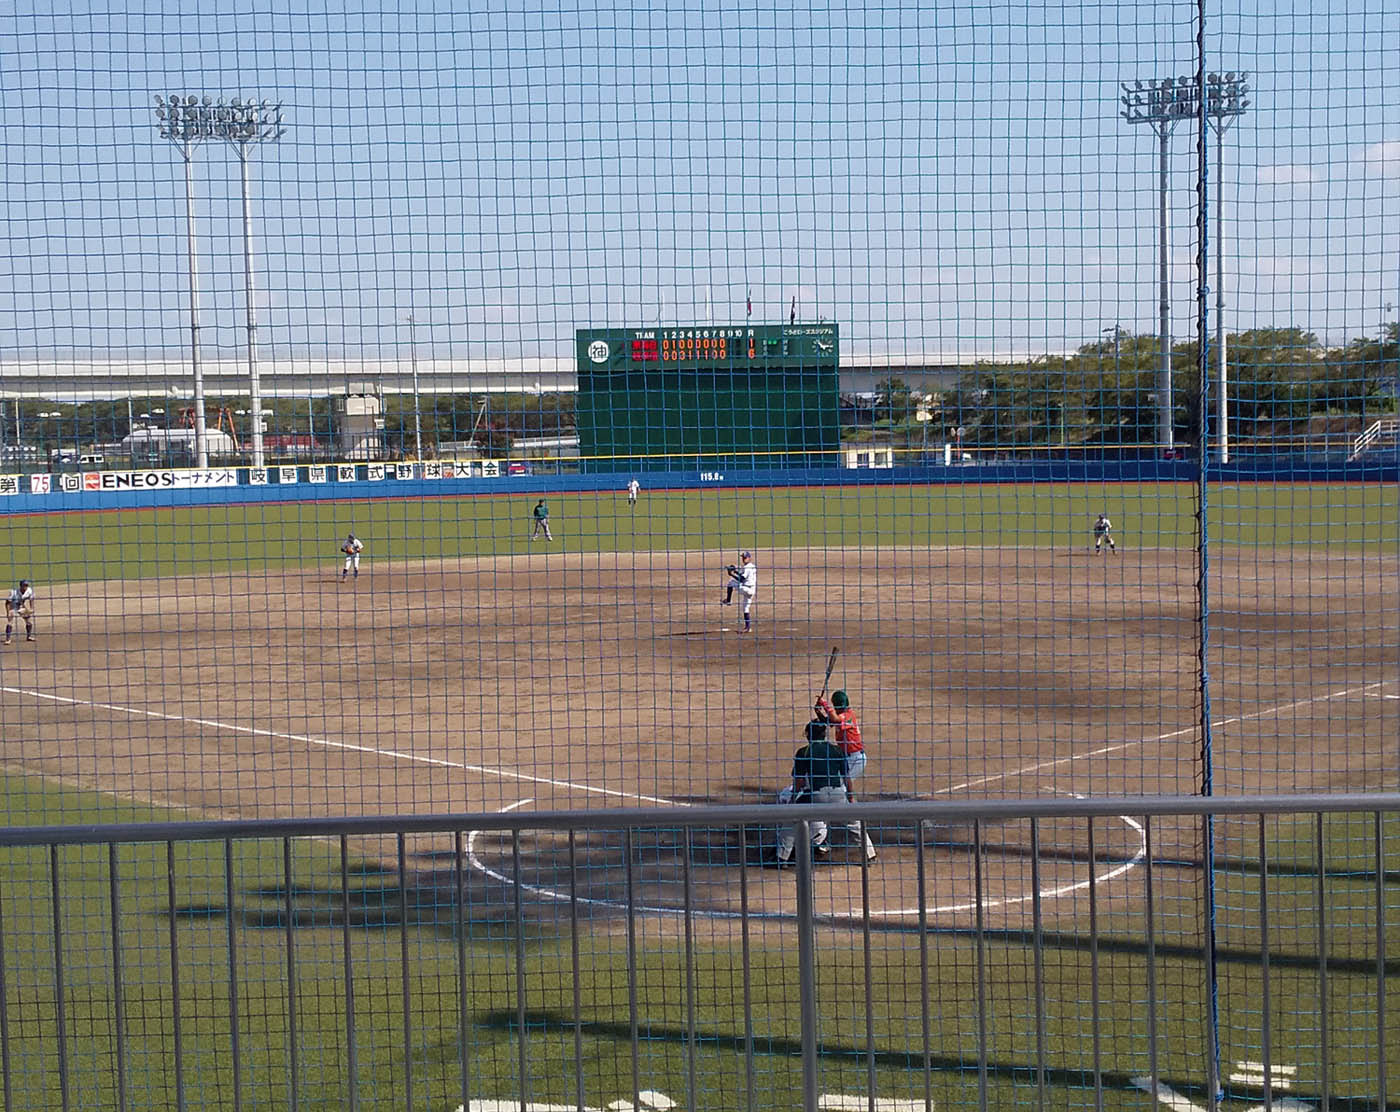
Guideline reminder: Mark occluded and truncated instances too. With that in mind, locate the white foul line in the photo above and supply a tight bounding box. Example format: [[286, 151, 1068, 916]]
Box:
[[0, 685, 677, 807], [2, 677, 1388, 922], [941, 680, 1390, 794]]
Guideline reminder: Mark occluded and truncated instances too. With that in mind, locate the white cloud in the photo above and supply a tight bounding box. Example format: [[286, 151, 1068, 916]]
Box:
[[1254, 164, 1319, 188], [1360, 140, 1400, 176]]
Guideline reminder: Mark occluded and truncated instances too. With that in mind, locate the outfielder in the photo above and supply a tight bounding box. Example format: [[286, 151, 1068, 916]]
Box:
[[530, 498, 553, 541], [721, 550, 756, 633], [340, 533, 364, 580], [626, 478, 640, 506], [4, 580, 35, 644], [1093, 513, 1117, 553]]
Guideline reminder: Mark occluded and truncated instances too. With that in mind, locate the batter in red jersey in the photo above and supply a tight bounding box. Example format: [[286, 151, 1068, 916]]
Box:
[[814, 689, 866, 783], [812, 688, 875, 860]]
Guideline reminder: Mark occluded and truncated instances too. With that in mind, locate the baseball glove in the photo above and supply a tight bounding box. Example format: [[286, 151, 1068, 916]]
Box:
[[724, 564, 739, 578]]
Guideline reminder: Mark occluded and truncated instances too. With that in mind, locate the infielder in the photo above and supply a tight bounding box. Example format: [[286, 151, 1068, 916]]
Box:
[[721, 550, 756, 633], [626, 477, 640, 506], [4, 580, 35, 644], [340, 533, 364, 580], [531, 498, 553, 541], [1093, 513, 1117, 553]]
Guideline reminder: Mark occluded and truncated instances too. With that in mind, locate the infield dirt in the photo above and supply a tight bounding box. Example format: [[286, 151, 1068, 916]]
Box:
[[1, 543, 1394, 924]]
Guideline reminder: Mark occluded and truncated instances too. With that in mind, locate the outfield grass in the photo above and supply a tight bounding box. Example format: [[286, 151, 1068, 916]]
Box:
[[1, 480, 1395, 584]]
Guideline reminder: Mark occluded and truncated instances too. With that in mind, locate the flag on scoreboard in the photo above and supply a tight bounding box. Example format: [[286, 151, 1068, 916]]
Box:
[[790, 295, 796, 324], [746, 288, 752, 318]]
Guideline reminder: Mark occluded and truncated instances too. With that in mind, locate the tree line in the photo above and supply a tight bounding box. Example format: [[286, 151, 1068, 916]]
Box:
[[8, 324, 1396, 459], [895, 325, 1398, 451]]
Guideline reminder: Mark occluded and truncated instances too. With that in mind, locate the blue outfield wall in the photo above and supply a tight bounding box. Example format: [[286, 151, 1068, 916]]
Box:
[[0, 454, 1396, 515]]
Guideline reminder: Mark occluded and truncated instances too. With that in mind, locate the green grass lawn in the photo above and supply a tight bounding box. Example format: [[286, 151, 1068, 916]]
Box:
[[1, 480, 1395, 584], [3, 778, 1397, 1109]]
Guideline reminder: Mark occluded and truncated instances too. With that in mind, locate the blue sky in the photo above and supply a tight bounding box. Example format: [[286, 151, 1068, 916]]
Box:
[[1, 0, 1397, 367]]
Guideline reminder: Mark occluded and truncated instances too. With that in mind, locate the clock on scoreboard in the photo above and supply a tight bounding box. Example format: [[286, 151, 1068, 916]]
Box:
[[578, 323, 838, 371]]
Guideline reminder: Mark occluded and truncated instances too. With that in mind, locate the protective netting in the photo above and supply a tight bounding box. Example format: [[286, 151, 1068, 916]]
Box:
[[0, 1, 1396, 1109]]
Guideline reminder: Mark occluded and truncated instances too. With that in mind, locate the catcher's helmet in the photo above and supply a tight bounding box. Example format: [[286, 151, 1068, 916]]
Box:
[[831, 690, 850, 711], [804, 719, 828, 741]]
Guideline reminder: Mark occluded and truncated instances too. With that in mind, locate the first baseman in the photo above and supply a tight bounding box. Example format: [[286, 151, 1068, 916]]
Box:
[[4, 580, 35, 644], [1093, 513, 1117, 553], [340, 533, 364, 580], [721, 550, 757, 633]]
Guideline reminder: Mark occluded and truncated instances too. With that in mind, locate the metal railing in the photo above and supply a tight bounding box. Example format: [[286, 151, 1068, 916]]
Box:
[[0, 794, 1396, 1112], [1350, 418, 1400, 460]]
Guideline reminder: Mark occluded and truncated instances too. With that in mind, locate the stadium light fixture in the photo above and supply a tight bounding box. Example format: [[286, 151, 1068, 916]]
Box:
[[153, 93, 216, 469], [212, 97, 285, 468], [1121, 74, 1202, 454], [1205, 71, 1251, 463]]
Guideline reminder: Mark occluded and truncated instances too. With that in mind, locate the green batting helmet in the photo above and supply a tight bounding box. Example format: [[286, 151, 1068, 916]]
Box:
[[831, 690, 850, 711]]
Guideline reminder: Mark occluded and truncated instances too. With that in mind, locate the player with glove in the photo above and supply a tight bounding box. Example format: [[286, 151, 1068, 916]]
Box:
[[340, 533, 364, 581], [720, 550, 757, 633], [4, 580, 35, 644]]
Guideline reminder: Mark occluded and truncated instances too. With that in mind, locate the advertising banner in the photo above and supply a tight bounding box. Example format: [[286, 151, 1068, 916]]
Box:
[[81, 469, 238, 492]]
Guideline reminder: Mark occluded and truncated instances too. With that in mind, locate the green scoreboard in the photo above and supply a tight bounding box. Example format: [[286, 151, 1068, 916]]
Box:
[[575, 323, 840, 471]]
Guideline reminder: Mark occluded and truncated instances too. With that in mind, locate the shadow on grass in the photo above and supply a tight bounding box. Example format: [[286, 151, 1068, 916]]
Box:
[[475, 1008, 1387, 1112]]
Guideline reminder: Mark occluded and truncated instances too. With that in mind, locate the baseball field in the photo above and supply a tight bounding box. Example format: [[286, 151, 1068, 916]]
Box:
[[0, 479, 1396, 1109]]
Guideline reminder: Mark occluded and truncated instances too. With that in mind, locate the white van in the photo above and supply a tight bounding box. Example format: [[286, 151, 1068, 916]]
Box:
[[78, 454, 105, 469]]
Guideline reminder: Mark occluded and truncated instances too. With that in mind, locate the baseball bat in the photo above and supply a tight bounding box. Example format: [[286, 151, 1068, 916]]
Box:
[[818, 645, 839, 699]]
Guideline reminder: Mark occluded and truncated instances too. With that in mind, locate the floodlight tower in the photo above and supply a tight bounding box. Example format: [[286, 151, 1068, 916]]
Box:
[[214, 98, 284, 468], [153, 94, 215, 469], [1121, 76, 1199, 453], [1206, 73, 1250, 463], [406, 313, 423, 458]]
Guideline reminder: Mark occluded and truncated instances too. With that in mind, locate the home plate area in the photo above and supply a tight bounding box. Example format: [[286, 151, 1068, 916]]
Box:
[[459, 1094, 935, 1111]]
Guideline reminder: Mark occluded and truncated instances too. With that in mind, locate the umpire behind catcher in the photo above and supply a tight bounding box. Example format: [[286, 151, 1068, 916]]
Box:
[[774, 719, 860, 866]]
